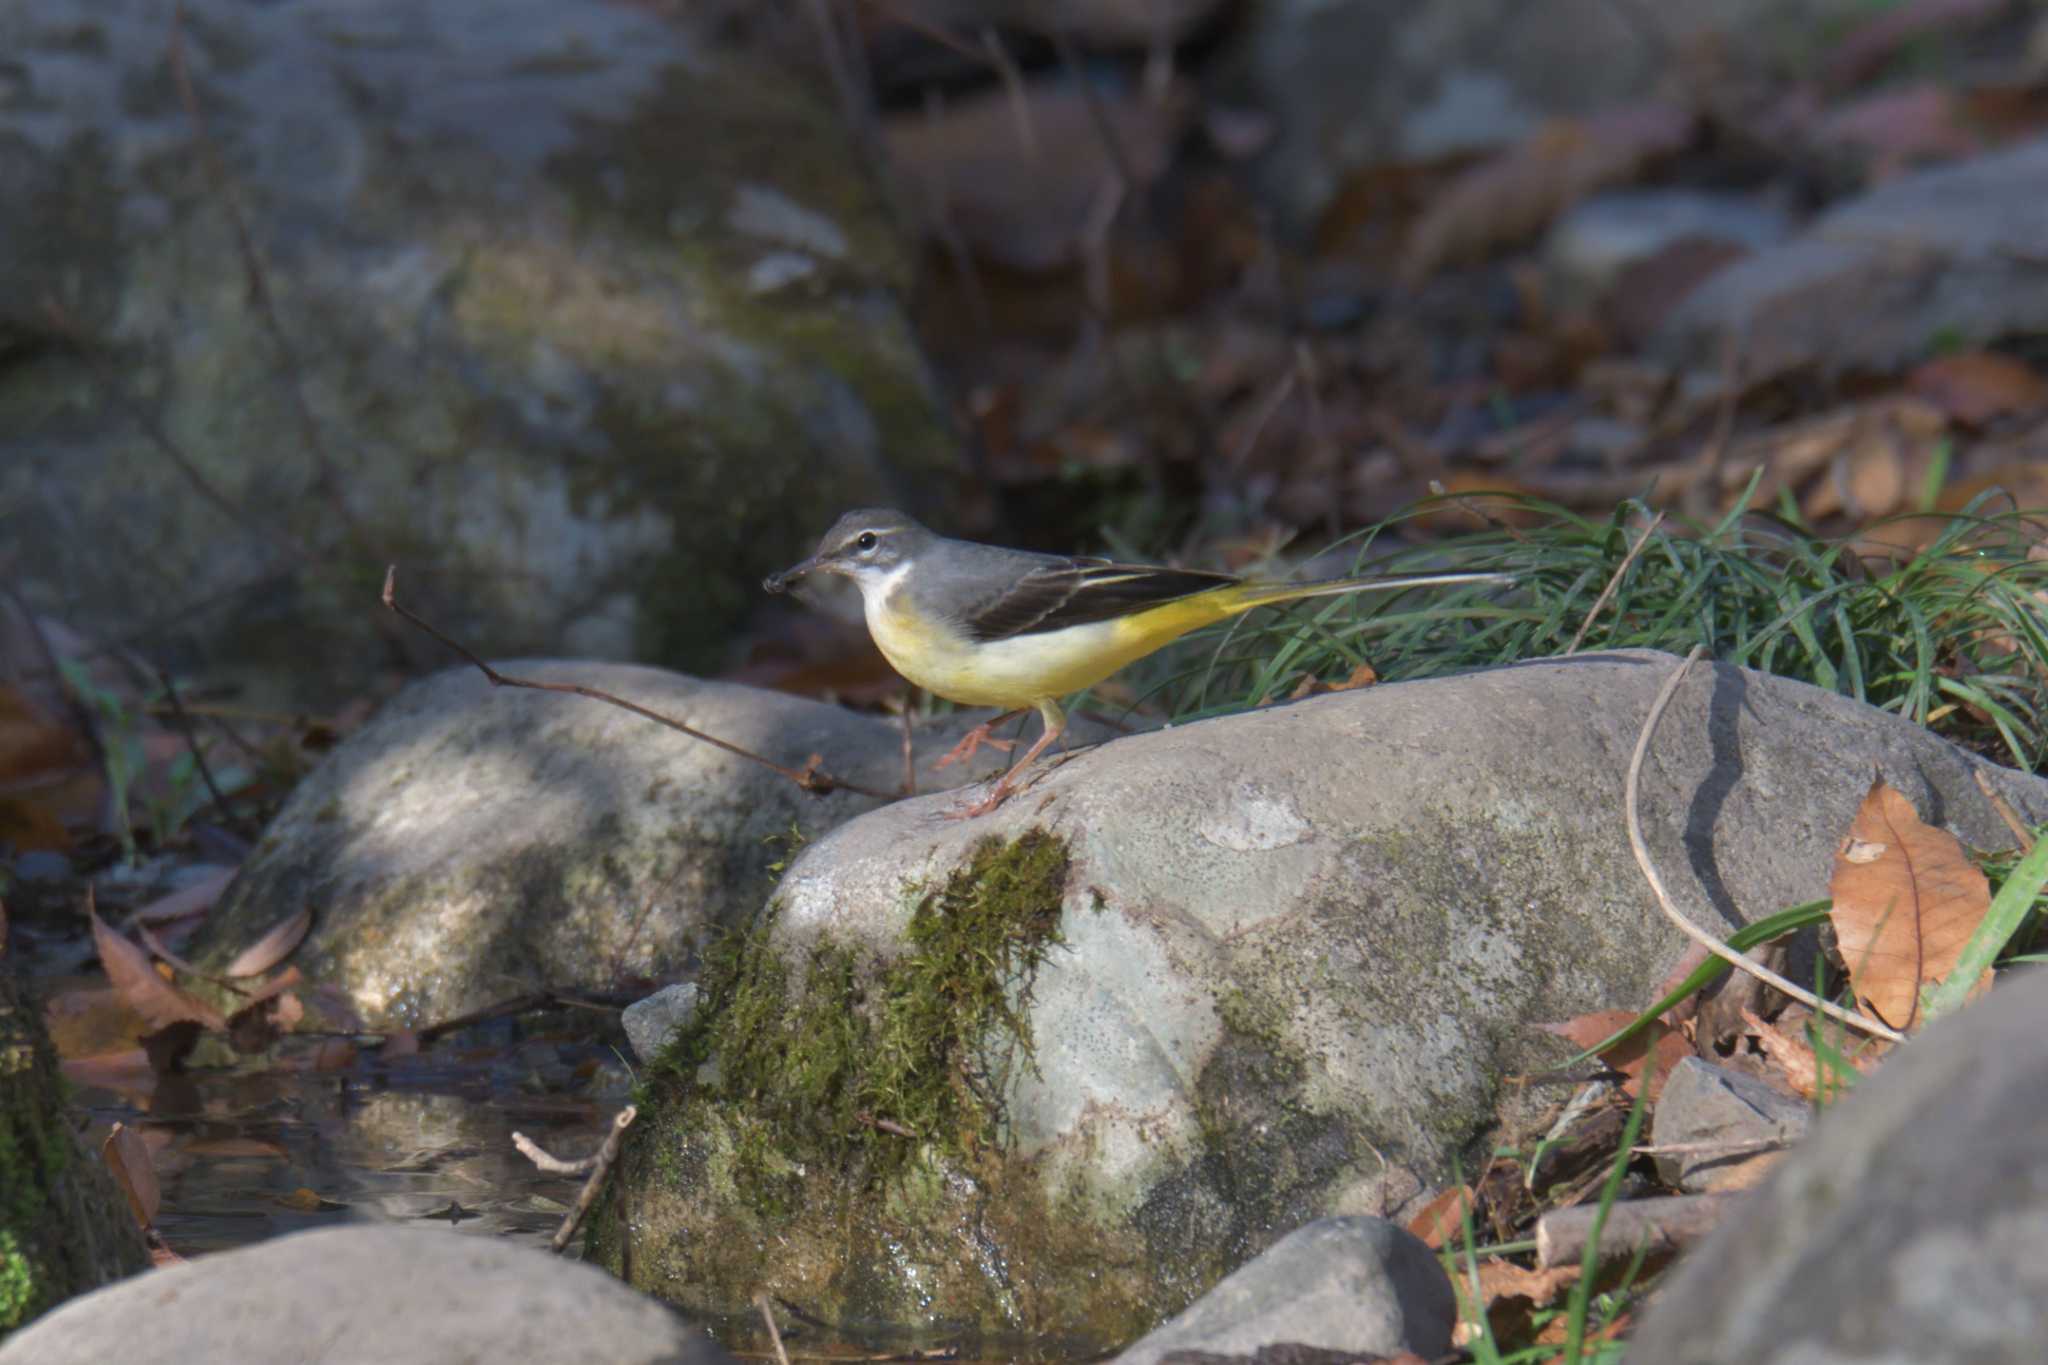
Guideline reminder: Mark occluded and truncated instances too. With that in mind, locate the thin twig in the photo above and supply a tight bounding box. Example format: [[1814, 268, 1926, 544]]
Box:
[[414, 990, 560, 1046], [382, 567, 894, 799], [1627, 648, 1906, 1042], [529, 1105, 636, 1254], [512, 1131, 598, 1177], [1974, 767, 2037, 850], [153, 668, 250, 838], [1632, 1136, 1792, 1158], [1567, 511, 1666, 655], [855, 1110, 916, 1138], [755, 1292, 793, 1365]]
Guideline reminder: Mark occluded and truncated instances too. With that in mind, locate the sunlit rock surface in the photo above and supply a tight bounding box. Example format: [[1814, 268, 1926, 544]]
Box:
[[595, 651, 2048, 1355], [189, 661, 1124, 1025]]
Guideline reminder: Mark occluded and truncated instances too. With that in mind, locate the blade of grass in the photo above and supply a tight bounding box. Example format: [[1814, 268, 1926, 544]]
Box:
[[1558, 1073, 1651, 1363], [1922, 827, 2048, 1023], [1550, 900, 1832, 1070]]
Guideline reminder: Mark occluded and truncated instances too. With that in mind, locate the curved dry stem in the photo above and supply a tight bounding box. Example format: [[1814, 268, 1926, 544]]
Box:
[[1625, 646, 1906, 1044]]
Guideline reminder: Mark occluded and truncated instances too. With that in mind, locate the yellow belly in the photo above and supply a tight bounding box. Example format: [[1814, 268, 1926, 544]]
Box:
[[866, 595, 1211, 708]]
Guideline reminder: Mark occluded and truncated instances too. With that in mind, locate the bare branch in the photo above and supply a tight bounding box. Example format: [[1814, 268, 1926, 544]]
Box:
[[381, 567, 896, 800], [1625, 648, 1906, 1042]]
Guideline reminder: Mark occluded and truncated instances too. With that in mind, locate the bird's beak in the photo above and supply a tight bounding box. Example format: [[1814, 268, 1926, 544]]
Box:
[[763, 554, 822, 594]]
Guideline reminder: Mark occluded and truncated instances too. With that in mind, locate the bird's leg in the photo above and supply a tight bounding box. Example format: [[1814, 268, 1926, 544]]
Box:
[[932, 709, 1026, 770], [953, 699, 1065, 818]]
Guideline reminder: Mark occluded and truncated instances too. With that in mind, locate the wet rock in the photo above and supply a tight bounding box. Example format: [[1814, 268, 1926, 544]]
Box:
[[593, 651, 2048, 1350], [623, 983, 702, 1063], [1656, 136, 2048, 375], [1627, 972, 2048, 1364], [0, 0, 955, 709], [1230, 0, 1875, 226], [188, 661, 1122, 1025], [1115, 1218, 1455, 1364], [0, 973, 150, 1334], [0, 1225, 731, 1364], [1649, 1057, 1810, 1194]]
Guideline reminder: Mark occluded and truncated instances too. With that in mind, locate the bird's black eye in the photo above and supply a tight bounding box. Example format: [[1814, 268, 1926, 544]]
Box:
[[856, 531, 879, 551]]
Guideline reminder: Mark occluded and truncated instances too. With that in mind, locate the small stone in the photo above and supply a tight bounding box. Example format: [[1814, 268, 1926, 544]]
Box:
[[1650, 1057, 1809, 1193], [1115, 1218, 1456, 1364], [622, 982, 701, 1063]]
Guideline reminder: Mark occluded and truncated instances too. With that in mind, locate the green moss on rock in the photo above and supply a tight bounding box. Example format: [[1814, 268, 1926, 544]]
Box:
[[1, 973, 149, 1333], [592, 830, 1174, 1357]]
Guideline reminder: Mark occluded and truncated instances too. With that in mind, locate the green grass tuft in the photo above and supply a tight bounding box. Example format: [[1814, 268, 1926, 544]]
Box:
[[1146, 491, 2048, 771]]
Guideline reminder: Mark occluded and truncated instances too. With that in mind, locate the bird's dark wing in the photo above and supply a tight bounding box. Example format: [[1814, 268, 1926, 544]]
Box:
[[961, 558, 1240, 642]]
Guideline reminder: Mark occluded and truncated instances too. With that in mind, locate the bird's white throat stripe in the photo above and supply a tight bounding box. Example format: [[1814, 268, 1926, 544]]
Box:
[[860, 559, 915, 607]]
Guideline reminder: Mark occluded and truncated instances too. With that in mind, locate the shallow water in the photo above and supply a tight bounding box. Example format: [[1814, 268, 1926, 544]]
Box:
[[68, 1014, 628, 1259]]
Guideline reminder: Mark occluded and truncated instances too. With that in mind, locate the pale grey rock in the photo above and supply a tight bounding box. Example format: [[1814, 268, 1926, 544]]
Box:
[[1115, 1218, 1456, 1364], [1627, 972, 2048, 1365], [0, 0, 953, 708], [1545, 190, 1791, 309], [1656, 136, 2048, 374], [1651, 1057, 1810, 1193], [0, 1225, 731, 1365], [189, 661, 1119, 1024], [623, 983, 702, 1063], [1230, 0, 1875, 226], [606, 650, 2048, 1342]]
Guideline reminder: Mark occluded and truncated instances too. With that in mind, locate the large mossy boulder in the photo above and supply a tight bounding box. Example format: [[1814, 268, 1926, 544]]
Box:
[[0, 972, 149, 1336], [0, 0, 956, 705], [590, 651, 2048, 1356]]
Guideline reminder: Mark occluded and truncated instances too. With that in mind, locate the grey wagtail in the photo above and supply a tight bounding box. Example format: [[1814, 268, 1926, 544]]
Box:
[[765, 509, 1508, 815]]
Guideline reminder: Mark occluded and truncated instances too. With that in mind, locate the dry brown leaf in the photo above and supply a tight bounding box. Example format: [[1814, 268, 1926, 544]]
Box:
[[1741, 1006, 1823, 1100], [91, 905, 226, 1034], [1474, 1259, 1582, 1314], [1828, 778, 1992, 1030], [1289, 663, 1380, 700], [102, 1122, 160, 1228], [1400, 104, 1693, 282], [225, 906, 312, 977], [1906, 352, 2048, 426], [1724, 397, 1944, 509], [1407, 1184, 1479, 1249], [132, 867, 236, 925], [1538, 1011, 1689, 1099]]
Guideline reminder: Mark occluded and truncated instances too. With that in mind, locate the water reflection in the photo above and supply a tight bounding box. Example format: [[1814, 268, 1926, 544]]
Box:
[[70, 1014, 630, 1259]]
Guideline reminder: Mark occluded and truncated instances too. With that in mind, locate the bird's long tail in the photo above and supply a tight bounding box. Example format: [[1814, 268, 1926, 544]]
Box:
[[1215, 570, 1512, 617]]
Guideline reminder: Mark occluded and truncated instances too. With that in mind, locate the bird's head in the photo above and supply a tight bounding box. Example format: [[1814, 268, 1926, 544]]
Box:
[[763, 508, 934, 601]]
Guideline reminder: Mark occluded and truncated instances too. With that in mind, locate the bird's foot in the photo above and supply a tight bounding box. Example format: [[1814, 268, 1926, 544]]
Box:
[[932, 716, 1019, 770], [943, 777, 1018, 820]]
